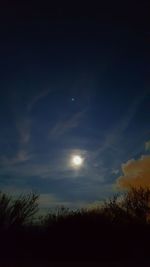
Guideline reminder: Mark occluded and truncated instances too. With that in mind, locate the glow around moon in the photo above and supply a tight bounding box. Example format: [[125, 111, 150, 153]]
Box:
[[71, 155, 84, 168]]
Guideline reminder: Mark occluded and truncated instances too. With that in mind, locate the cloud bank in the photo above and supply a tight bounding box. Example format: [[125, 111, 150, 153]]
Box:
[[117, 155, 150, 189]]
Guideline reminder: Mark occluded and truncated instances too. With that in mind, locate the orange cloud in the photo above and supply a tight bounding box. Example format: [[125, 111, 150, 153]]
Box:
[[117, 155, 150, 189]]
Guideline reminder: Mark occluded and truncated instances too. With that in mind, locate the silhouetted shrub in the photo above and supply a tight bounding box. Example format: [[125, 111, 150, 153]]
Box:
[[41, 206, 77, 227], [0, 188, 150, 261], [0, 192, 12, 228], [102, 187, 150, 224], [122, 187, 150, 223], [0, 192, 39, 229]]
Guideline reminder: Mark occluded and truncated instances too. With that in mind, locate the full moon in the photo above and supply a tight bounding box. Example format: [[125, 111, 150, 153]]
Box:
[[71, 155, 84, 168]]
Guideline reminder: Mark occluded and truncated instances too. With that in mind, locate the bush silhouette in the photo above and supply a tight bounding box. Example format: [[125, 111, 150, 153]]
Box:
[[0, 187, 150, 260], [102, 187, 150, 224], [122, 187, 150, 223], [0, 191, 39, 229], [40, 187, 150, 227], [1, 187, 150, 229]]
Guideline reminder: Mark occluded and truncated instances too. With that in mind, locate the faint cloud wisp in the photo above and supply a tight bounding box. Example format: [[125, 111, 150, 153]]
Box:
[[145, 140, 150, 151], [27, 89, 51, 112], [1, 150, 30, 166], [49, 109, 87, 140], [16, 118, 31, 145]]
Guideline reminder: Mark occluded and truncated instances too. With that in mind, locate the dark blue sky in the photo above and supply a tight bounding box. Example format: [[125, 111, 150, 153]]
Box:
[[0, 2, 149, 209]]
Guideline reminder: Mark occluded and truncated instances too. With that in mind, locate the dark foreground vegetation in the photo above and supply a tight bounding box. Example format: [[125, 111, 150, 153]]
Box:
[[0, 187, 150, 262]]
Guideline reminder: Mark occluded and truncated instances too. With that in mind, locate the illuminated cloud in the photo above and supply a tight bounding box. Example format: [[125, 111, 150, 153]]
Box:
[[38, 194, 60, 208], [112, 169, 119, 175], [39, 194, 84, 209], [145, 140, 150, 151], [116, 155, 150, 189]]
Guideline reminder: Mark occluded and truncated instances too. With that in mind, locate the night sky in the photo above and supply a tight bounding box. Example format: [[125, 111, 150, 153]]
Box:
[[0, 2, 149, 209]]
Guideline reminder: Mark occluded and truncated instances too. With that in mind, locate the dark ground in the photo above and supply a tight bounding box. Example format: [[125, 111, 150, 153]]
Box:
[[0, 260, 149, 267], [0, 222, 150, 263]]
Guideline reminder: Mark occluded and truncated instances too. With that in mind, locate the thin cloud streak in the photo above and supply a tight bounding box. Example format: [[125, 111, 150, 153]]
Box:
[[39, 193, 94, 209], [16, 118, 31, 145], [49, 109, 87, 139], [145, 140, 150, 151], [1, 149, 30, 166], [93, 92, 148, 160], [27, 89, 52, 112]]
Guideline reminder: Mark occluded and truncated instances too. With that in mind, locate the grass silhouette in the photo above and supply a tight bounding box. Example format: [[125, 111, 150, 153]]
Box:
[[0, 187, 150, 261]]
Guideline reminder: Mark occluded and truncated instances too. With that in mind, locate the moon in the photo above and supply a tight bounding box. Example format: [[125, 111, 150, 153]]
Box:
[[71, 155, 84, 168]]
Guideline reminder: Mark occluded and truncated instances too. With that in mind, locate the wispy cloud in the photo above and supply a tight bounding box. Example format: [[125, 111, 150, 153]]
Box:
[[93, 92, 148, 160], [16, 118, 31, 145], [1, 149, 30, 166], [38, 194, 59, 208], [38, 193, 104, 210], [49, 109, 87, 139], [5, 118, 32, 167], [0, 185, 31, 195], [112, 169, 120, 175], [38, 193, 74, 209], [27, 89, 51, 112], [145, 140, 150, 151]]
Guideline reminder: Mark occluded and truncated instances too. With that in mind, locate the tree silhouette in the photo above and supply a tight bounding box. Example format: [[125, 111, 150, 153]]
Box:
[[102, 187, 150, 223], [122, 187, 150, 223], [0, 192, 39, 229]]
